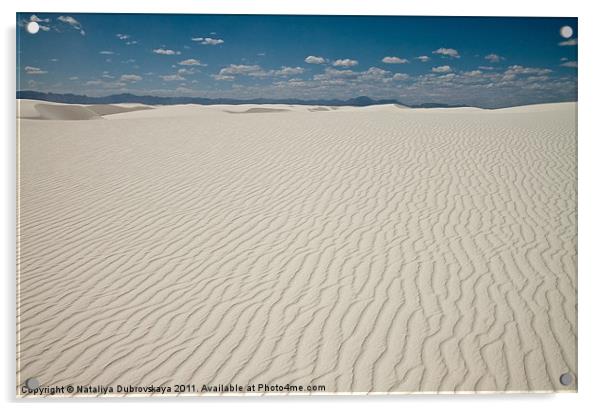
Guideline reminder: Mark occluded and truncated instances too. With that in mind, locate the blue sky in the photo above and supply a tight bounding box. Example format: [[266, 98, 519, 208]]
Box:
[[17, 14, 577, 107]]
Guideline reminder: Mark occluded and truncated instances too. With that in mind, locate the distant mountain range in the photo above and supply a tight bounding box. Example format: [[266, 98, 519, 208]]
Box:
[[16, 90, 468, 109]]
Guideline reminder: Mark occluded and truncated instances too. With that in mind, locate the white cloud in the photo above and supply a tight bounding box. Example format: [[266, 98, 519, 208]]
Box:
[[558, 38, 577, 46], [99, 51, 114, 55], [437, 73, 458, 81], [313, 68, 359, 81], [215, 64, 298, 79], [432, 48, 460, 58], [501, 65, 552, 81], [463, 70, 482, 77], [178, 59, 202, 66], [416, 55, 431, 62], [116, 33, 137, 45], [30, 14, 49, 23], [478, 66, 495, 70], [333, 59, 359, 67], [274, 66, 305, 76], [57, 15, 85, 35], [359, 67, 390, 81], [560, 61, 578, 68], [432, 65, 452, 73], [24, 66, 47, 75], [161, 74, 185, 81], [392, 73, 410, 81], [68, 76, 79, 80], [485, 53, 504, 63], [120, 74, 142, 82], [219, 64, 264, 76], [305, 55, 326, 64], [505, 65, 552, 76], [192, 37, 224, 45], [382, 56, 409, 64], [177, 68, 197, 76], [85, 79, 127, 89], [153, 48, 181, 55], [311, 66, 408, 85], [212, 74, 235, 81]]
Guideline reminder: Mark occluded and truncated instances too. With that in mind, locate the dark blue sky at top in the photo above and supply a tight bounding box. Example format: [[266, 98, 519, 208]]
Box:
[[17, 13, 578, 107]]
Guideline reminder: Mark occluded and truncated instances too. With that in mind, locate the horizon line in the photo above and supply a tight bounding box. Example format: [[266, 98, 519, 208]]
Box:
[[16, 90, 578, 110]]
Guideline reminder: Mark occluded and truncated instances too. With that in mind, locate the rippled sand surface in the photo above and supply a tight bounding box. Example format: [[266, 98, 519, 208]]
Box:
[[17, 100, 577, 395]]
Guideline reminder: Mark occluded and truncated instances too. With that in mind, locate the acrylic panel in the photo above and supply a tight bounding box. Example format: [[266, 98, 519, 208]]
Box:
[[16, 13, 577, 396]]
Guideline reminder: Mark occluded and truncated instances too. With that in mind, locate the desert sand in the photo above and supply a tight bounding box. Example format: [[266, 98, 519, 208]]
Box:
[[17, 99, 577, 395]]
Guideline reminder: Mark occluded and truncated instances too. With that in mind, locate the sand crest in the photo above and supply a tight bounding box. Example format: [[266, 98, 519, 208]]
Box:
[[17, 100, 154, 120], [225, 107, 292, 114]]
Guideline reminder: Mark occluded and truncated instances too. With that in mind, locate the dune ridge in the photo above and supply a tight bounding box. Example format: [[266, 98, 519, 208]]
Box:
[[225, 107, 292, 114], [17, 100, 153, 120], [17, 101, 577, 395]]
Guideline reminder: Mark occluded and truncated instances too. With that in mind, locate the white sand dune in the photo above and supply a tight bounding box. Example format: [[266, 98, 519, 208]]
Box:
[[24, 102, 102, 120], [85, 104, 154, 117], [17, 101, 577, 395], [225, 107, 292, 114], [17, 99, 153, 120]]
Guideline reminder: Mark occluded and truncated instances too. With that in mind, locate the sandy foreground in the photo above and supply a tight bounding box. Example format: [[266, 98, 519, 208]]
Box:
[[17, 99, 577, 395]]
